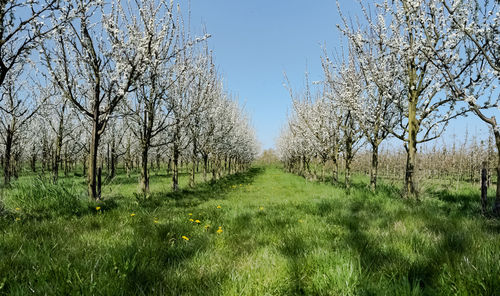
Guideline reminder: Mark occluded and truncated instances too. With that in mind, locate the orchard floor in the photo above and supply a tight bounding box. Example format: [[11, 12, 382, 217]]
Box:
[[1, 166, 499, 295]]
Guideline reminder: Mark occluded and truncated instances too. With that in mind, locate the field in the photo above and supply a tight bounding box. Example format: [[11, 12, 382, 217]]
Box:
[[0, 166, 499, 295]]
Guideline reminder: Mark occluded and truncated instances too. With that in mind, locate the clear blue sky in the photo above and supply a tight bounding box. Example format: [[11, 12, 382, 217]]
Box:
[[188, 0, 491, 151]]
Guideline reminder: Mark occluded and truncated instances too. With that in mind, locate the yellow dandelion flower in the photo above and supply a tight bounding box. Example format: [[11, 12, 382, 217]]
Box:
[[15, 217, 21, 221], [195, 220, 201, 223], [182, 235, 189, 241], [15, 207, 20, 211], [130, 213, 136, 217], [189, 219, 194, 222], [188, 213, 193, 216], [217, 205, 221, 209], [96, 206, 101, 210], [154, 220, 159, 224], [259, 206, 264, 211], [216, 227, 223, 234]]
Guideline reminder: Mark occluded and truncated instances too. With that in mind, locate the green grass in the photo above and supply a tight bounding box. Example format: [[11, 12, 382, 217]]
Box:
[[0, 166, 499, 295]]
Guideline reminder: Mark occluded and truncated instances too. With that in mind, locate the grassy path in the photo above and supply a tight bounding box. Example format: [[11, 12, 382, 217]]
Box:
[[1, 166, 499, 295]]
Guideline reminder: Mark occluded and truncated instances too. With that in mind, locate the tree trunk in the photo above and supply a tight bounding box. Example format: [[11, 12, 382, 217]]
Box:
[[212, 156, 218, 181], [125, 137, 131, 178], [190, 159, 196, 188], [106, 143, 110, 176], [370, 142, 379, 191], [82, 155, 87, 178], [404, 93, 419, 198], [64, 149, 69, 176], [172, 146, 179, 191], [53, 127, 63, 183], [3, 129, 13, 185], [493, 129, 500, 215], [140, 143, 150, 194], [165, 157, 170, 174], [203, 154, 208, 182], [97, 167, 102, 199], [481, 162, 488, 214], [332, 146, 339, 183], [110, 139, 116, 179], [88, 113, 100, 200], [190, 140, 197, 187], [345, 134, 352, 190], [30, 144, 37, 172], [31, 153, 36, 172]]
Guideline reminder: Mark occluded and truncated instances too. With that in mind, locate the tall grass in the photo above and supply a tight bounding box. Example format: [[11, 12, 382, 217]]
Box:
[[0, 166, 498, 295]]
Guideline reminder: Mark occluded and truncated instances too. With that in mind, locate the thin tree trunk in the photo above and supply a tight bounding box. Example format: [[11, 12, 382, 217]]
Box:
[[203, 154, 208, 182], [167, 158, 172, 175], [31, 153, 36, 172], [345, 134, 353, 190], [82, 155, 86, 178], [190, 141, 197, 187], [404, 73, 420, 199], [88, 112, 100, 200], [97, 167, 102, 199], [493, 130, 500, 215], [53, 126, 63, 183], [125, 138, 131, 178], [140, 143, 150, 194], [370, 142, 379, 191], [481, 162, 488, 214], [212, 155, 217, 181], [106, 143, 110, 176], [172, 146, 179, 191], [332, 146, 339, 183], [3, 129, 13, 185], [110, 139, 116, 179]]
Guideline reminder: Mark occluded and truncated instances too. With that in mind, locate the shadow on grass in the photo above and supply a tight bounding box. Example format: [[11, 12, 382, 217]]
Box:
[[94, 169, 267, 295], [0, 168, 266, 295], [136, 167, 265, 210], [267, 175, 499, 295], [426, 188, 483, 216], [328, 196, 493, 294]]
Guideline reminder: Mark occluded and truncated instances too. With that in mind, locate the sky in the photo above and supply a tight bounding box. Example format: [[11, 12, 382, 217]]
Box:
[[187, 0, 492, 151]]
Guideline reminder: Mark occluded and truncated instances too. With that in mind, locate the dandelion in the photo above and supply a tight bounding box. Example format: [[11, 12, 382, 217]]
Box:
[[259, 206, 264, 211], [182, 235, 189, 241], [189, 218, 194, 222], [217, 205, 221, 209], [96, 206, 101, 211], [216, 226, 223, 234], [195, 220, 201, 223], [15, 207, 20, 211], [154, 220, 159, 224], [188, 213, 193, 216], [130, 213, 136, 217], [15, 217, 20, 221]]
